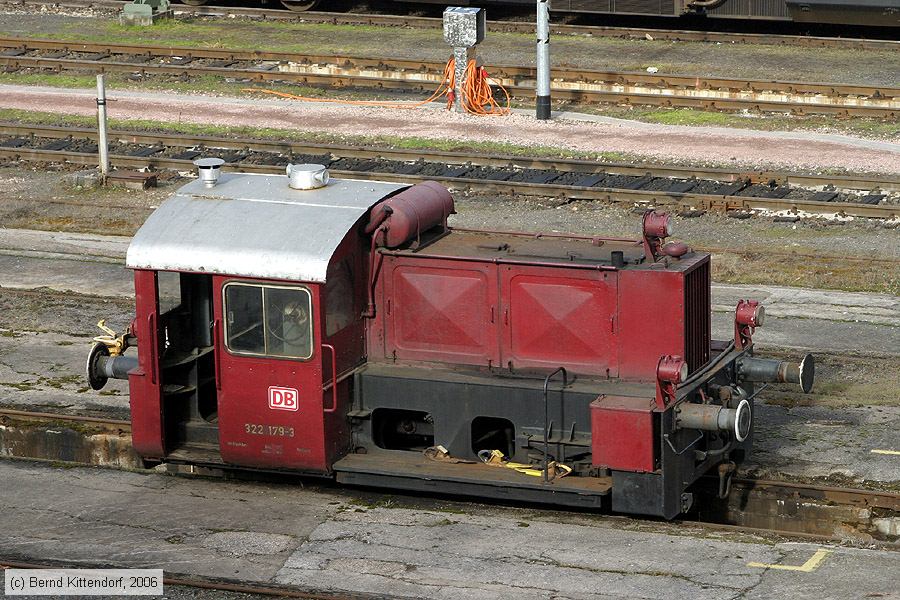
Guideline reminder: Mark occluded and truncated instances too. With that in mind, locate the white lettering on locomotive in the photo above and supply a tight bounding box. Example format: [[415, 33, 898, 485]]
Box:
[[268, 386, 299, 411]]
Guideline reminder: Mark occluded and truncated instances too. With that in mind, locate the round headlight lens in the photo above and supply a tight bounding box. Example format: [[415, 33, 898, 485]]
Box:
[[678, 361, 689, 383]]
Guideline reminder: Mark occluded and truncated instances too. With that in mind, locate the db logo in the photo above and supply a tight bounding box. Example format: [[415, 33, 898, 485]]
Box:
[[268, 386, 299, 411]]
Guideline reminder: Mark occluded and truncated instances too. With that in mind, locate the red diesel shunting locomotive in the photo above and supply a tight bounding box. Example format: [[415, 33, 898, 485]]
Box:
[[86, 162, 814, 518]]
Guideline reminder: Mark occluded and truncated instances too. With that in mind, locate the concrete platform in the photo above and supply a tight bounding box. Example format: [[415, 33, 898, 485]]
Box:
[[0, 459, 897, 600]]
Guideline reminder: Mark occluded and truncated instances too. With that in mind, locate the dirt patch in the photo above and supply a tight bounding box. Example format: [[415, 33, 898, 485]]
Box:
[[0, 287, 135, 337]]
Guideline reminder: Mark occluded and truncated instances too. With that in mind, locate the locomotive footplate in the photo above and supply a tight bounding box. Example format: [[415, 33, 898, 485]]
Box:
[[334, 451, 612, 508]]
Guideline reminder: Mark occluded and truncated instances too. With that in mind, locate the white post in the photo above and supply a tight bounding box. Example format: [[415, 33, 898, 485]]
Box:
[[96, 74, 109, 177], [452, 46, 474, 113], [443, 7, 485, 114], [536, 0, 551, 120]]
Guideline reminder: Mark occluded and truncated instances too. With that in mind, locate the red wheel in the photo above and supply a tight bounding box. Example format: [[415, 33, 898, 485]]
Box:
[[281, 0, 319, 11]]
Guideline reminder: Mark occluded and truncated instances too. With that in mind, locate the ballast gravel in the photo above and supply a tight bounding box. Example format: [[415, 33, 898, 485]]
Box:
[[0, 85, 898, 175]]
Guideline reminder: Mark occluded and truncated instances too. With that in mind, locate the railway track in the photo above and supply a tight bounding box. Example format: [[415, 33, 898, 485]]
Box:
[[2, 0, 898, 52], [1, 122, 897, 219], [1, 37, 897, 117], [0, 407, 898, 542]]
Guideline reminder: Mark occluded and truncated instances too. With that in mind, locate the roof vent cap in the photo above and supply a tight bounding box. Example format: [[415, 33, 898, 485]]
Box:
[[287, 163, 329, 190], [193, 157, 225, 188]]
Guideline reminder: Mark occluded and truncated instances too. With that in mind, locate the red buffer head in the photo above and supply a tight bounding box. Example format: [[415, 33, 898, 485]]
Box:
[[734, 299, 765, 350], [656, 354, 688, 409]]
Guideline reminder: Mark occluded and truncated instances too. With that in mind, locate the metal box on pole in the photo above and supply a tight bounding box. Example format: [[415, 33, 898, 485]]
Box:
[[443, 7, 486, 113]]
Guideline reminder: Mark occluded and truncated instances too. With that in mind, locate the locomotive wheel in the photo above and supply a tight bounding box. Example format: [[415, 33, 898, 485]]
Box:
[[180, 0, 208, 5], [281, 0, 319, 11]]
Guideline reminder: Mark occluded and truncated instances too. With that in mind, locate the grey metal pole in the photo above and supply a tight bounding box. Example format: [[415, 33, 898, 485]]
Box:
[[96, 74, 109, 177], [536, 0, 551, 120]]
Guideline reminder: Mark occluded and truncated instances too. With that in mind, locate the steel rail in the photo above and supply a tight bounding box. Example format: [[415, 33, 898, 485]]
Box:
[[0, 37, 896, 116], [2, 35, 894, 99], [730, 478, 900, 512], [1, 0, 898, 52], [0, 408, 131, 430], [1, 409, 898, 541], [1, 124, 897, 219], [3, 122, 898, 192]]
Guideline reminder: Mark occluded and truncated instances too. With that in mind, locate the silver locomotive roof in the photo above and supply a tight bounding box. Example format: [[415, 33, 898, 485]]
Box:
[[126, 172, 406, 282]]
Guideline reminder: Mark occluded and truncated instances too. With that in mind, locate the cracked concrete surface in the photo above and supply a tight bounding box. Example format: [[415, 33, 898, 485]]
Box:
[[1, 460, 897, 600]]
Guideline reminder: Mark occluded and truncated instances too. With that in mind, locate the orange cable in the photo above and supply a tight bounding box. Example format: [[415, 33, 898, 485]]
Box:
[[242, 57, 510, 116]]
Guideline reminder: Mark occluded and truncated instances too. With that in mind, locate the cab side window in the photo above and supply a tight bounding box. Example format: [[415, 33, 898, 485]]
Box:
[[224, 283, 312, 360], [325, 259, 355, 337]]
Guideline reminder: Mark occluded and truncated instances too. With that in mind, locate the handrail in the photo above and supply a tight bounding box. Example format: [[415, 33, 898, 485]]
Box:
[[542, 367, 568, 483]]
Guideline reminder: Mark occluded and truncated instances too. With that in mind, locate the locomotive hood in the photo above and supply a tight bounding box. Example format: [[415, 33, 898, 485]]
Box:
[[126, 172, 406, 282]]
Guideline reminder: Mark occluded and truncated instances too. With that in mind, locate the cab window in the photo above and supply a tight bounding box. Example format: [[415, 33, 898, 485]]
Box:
[[224, 283, 313, 359]]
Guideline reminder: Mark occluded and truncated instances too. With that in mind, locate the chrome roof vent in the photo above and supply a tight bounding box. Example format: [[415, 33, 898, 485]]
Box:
[[193, 157, 225, 188], [286, 163, 329, 190]]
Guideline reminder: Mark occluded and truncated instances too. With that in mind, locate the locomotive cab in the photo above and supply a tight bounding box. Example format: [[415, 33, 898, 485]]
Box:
[[87, 167, 814, 519]]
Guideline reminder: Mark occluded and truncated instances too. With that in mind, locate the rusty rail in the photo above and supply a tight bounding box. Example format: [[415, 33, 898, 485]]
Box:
[[1, 0, 898, 52], [0, 408, 131, 431], [0, 37, 897, 116], [0, 408, 898, 541], [0, 122, 897, 219]]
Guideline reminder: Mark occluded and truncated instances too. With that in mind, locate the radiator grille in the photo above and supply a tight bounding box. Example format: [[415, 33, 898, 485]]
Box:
[[709, 0, 790, 17], [613, 0, 675, 14], [683, 260, 711, 373]]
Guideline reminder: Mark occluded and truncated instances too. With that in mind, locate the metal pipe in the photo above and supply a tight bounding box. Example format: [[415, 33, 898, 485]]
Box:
[[676, 399, 751, 442], [738, 353, 814, 393], [535, 0, 550, 120], [687, 0, 730, 8], [96, 74, 109, 178], [97, 355, 138, 381]]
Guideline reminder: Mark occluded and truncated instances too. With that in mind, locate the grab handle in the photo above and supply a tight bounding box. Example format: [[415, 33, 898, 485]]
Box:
[[212, 319, 222, 390]]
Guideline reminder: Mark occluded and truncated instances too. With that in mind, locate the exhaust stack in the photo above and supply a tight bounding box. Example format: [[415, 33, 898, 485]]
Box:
[[194, 157, 225, 188]]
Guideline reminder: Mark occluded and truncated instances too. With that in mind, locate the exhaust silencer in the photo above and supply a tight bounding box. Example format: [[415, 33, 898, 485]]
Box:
[[676, 399, 751, 442], [738, 353, 814, 393]]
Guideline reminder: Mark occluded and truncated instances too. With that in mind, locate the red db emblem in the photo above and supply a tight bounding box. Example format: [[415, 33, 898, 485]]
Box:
[[268, 386, 299, 411]]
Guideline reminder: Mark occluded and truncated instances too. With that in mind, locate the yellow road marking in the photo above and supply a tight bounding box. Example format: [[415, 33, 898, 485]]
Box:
[[871, 449, 900, 456], [747, 549, 832, 572]]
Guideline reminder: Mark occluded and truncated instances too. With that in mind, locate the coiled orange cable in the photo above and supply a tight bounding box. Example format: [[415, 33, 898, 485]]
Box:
[[243, 57, 509, 116]]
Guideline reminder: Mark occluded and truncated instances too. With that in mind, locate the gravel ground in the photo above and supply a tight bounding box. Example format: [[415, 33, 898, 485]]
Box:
[[0, 10, 898, 87], [2, 85, 899, 174]]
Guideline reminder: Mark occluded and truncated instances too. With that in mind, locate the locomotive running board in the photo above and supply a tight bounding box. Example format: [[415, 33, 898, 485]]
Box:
[[334, 452, 612, 509]]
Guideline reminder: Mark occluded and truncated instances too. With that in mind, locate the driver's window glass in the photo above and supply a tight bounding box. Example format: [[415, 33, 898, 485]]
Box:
[[225, 284, 265, 354], [223, 283, 312, 360]]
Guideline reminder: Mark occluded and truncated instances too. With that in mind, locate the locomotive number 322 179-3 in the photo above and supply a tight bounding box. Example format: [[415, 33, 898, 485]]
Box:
[[244, 423, 295, 437]]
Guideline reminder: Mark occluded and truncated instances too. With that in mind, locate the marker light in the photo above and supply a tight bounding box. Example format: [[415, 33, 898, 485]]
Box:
[[643, 211, 673, 239]]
